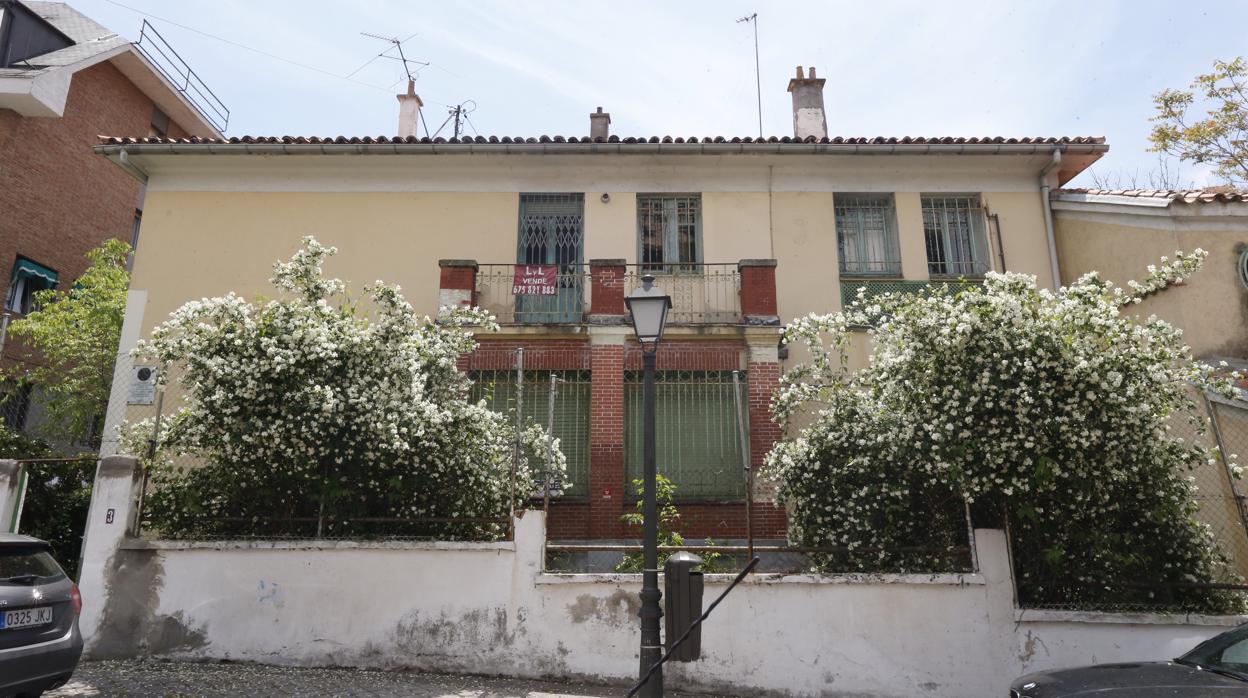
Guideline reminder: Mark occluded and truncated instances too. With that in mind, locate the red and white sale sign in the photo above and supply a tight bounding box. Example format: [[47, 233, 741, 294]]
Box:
[[512, 265, 558, 295]]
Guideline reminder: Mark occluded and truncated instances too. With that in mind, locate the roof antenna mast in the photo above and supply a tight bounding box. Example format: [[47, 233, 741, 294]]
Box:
[[737, 13, 762, 138]]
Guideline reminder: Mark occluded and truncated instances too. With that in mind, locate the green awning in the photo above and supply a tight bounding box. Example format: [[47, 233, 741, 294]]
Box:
[[12, 258, 57, 286]]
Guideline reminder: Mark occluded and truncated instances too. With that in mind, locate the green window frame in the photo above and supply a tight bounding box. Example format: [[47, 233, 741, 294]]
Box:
[[637, 194, 702, 273], [468, 370, 590, 496], [835, 194, 902, 276], [624, 370, 748, 499], [921, 195, 990, 278]]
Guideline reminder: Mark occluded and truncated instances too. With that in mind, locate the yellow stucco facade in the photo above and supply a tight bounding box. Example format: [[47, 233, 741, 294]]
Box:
[[1054, 197, 1248, 360], [125, 153, 1061, 341]]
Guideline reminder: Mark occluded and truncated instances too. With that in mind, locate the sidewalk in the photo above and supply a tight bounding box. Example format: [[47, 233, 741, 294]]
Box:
[[45, 660, 736, 697]]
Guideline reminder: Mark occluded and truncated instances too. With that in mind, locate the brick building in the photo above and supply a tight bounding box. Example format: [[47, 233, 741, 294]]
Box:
[[94, 67, 1106, 542], [0, 0, 221, 433]]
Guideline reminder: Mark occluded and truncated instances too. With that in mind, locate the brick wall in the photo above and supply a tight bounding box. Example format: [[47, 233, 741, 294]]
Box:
[[0, 60, 198, 372], [589, 343, 625, 537]]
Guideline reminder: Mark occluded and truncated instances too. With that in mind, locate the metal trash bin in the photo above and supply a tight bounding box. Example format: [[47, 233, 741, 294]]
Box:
[[663, 551, 704, 661]]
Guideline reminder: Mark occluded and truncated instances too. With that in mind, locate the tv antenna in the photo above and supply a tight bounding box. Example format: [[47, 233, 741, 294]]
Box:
[[736, 13, 762, 138], [351, 32, 428, 85], [433, 100, 478, 139]]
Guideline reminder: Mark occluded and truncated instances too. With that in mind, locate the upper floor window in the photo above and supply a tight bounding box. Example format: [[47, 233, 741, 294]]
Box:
[[4, 257, 58, 315], [835, 194, 901, 276], [638, 194, 701, 272], [922, 195, 990, 277]]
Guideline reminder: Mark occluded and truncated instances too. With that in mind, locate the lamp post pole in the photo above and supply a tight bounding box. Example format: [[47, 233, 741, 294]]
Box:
[[638, 344, 662, 697], [624, 274, 671, 698]]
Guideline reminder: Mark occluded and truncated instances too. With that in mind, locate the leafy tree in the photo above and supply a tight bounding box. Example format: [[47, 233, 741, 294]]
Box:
[[767, 251, 1245, 611], [5, 239, 130, 444], [130, 237, 563, 540], [1151, 57, 1248, 185], [0, 425, 92, 580]]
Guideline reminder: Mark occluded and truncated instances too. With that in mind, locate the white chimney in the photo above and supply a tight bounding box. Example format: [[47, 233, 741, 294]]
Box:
[[590, 106, 611, 140], [397, 80, 423, 138], [787, 66, 827, 140]]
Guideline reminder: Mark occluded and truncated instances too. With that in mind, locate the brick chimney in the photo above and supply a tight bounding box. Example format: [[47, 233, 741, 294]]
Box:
[[397, 79, 423, 138], [590, 106, 611, 140], [787, 66, 827, 140]]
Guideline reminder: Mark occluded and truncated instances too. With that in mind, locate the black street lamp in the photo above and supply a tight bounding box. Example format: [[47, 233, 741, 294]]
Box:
[[625, 274, 672, 698]]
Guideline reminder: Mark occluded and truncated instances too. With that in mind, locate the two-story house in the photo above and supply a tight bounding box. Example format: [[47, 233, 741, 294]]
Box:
[[0, 0, 222, 436], [93, 67, 1106, 541]]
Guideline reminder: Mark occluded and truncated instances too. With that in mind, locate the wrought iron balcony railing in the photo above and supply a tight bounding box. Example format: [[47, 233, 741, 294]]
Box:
[[623, 263, 741, 325], [465, 262, 752, 326]]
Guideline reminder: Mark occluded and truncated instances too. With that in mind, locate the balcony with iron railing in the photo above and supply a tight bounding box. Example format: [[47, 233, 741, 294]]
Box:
[[439, 259, 778, 327]]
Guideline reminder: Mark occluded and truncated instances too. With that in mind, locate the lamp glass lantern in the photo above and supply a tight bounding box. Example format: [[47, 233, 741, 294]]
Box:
[[625, 275, 672, 348]]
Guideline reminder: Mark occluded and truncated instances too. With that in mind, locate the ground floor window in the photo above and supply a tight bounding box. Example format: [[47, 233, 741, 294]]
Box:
[[468, 369, 590, 496], [624, 370, 748, 499]]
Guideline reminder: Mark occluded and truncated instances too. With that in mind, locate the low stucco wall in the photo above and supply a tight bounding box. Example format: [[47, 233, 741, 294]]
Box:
[[76, 509, 1244, 698]]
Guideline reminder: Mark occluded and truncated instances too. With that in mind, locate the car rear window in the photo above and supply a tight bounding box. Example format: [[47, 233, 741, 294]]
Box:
[[0, 547, 65, 584]]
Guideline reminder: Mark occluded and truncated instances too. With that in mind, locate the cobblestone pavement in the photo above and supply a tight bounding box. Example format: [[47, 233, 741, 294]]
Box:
[[44, 660, 736, 698]]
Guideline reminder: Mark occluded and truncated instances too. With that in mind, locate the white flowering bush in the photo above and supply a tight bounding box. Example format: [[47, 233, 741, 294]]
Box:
[[766, 250, 1246, 611], [131, 237, 564, 540]]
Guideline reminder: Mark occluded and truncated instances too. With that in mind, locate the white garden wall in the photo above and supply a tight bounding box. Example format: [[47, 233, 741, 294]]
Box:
[[72, 457, 1246, 698]]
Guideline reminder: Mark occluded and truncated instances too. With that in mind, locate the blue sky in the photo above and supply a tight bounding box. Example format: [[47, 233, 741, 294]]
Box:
[[77, 0, 1248, 187]]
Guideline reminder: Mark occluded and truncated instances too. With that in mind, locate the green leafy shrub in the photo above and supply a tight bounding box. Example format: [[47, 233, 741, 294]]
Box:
[[767, 251, 1246, 611], [616, 475, 725, 573], [129, 238, 564, 540], [0, 425, 92, 579]]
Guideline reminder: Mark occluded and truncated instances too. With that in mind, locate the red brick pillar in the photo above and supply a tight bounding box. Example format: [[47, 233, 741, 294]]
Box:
[[588, 333, 626, 538], [589, 259, 626, 321], [746, 330, 786, 537], [738, 259, 779, 325], [438, 259, 477, 310]]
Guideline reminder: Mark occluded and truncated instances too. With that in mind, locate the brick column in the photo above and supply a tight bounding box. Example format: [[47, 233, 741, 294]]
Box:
[[745, 330, 784, 526], [588, 328, 628, 538], [438, 259, 478, 310], [739, 259, 779, 325], [588, 258, 626, 323]]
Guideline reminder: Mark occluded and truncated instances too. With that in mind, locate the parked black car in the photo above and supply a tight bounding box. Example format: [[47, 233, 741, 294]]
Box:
[[1011, 622, 1248, 696], [0, 534, 82, 698]]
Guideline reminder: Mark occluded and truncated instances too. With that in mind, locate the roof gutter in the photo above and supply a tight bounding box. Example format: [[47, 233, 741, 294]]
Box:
[[94, 142, 1108, 158], [110, 150, 149, 184], [1039, 150, 1062, 290]]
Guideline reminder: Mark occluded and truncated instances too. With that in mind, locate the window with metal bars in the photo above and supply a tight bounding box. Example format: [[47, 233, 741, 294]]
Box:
[[624, 370, 748, 499], [835, 194, 902, 276], [468, 370, 590, 496], [921, 195, 990, 277], [637, 195, 701, 272]]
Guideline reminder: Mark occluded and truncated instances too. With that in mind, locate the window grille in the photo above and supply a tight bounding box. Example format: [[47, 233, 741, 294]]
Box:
[[637, 195, 701, 272], [469, 370, 590, 495], [922, 195, 990, 277], [835, 194, 902, 276], [515, 194, 585, 324], [624, 370, 747, 499]]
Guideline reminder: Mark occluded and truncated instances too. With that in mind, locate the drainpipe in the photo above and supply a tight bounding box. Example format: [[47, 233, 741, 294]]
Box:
[[1039, 150, 1062, 290]]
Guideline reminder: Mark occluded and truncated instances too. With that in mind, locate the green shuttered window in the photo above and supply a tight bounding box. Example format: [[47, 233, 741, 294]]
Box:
[[624, 370, 747, 499], [469, 370, 590, 495]]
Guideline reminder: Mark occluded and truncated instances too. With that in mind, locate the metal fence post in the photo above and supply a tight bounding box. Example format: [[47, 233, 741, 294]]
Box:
[[732, 370, 753, 560], [510, 348, 524, 539], [544, 372, 558, 517], [133, 368, 167, 535]]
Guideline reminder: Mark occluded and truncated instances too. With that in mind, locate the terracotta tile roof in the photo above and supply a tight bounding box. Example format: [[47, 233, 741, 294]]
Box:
[[1056, 188, 1248, 204], [99, 135, 1106, 146]]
